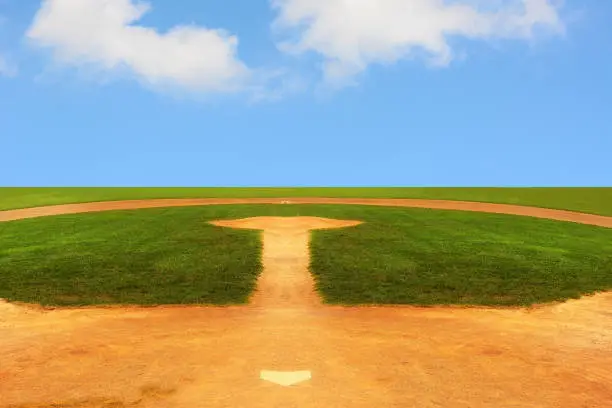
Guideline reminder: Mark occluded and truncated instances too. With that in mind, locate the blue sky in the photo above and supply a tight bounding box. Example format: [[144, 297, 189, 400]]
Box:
[[1, 0, 610, 186]]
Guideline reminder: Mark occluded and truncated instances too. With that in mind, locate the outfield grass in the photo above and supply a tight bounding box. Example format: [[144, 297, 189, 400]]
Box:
[[1, 205, 611, 307], [1, 187, 611, 216]]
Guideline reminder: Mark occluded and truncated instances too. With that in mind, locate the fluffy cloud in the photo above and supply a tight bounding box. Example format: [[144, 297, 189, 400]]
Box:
[[26, 0, 250, 93], [25, 0, 566, 95], [271, 0, 564, 84]]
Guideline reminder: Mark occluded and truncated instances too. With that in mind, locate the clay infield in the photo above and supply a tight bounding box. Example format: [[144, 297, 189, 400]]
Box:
[[1, 198, 612, 408]]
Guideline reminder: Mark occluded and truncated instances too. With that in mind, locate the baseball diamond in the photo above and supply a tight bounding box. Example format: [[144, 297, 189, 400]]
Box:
[[1, 196, 611, 407]]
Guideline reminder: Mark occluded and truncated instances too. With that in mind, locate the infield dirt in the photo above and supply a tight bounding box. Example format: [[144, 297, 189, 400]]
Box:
[[1, 199, 612, 408]]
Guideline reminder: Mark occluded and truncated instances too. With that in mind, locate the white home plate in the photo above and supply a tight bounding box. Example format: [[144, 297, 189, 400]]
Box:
[[260, 370, 312, 386]]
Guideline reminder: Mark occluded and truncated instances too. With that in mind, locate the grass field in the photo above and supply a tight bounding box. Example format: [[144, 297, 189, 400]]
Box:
[[0, 207, 262, 306], [1, 187, 612, 216], [1, 204, 611, 307]]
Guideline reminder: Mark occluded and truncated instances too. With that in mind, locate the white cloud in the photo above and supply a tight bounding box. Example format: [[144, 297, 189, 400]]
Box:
[[26, 0, 251, 93], [0, 54, 17, 77], [271, 0, 565, 84]]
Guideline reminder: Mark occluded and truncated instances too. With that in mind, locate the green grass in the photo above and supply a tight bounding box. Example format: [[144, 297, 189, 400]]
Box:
[[307, 205, 612, 306], [0, 207, 262, 306], [1, 187, 611, 215], [1, 204, 611, 307]]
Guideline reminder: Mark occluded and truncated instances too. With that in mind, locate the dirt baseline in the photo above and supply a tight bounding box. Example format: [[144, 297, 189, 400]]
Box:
[[1, 199, 612, 408], [1, 197, 611, 228]]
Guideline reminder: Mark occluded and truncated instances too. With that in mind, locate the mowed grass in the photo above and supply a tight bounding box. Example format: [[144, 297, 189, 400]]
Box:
[[1, 204, 611, 307], [1, 187, 612, 216], [0, 207, 262, 306], [306, 205, 612, 306]]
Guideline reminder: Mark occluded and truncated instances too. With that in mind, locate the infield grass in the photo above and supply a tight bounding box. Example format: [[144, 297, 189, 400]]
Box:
[[1, 187, 611, 216], [0, 208, 262, 306], [1, 204, 611, 306]]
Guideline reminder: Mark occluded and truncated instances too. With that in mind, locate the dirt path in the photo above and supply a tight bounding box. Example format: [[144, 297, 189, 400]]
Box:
[[1, 199, 612, 407], [210, 217, 362, 309], [1, 197, 611, 227]]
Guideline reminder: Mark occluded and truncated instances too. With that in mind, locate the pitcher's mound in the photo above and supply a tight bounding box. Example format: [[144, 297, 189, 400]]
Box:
[[210, 216, 362, 231]]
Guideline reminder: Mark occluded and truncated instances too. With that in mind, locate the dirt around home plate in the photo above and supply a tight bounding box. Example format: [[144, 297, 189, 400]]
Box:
[[1, 199, 612, 408]]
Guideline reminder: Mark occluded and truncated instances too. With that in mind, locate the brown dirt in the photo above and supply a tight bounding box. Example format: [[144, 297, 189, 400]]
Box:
[[210, 217, 362, 309], [1, 199, 612, 408], [1, 197, 611, 228]]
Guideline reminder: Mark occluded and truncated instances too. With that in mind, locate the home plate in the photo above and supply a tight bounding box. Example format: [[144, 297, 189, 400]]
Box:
[[260, 370, 312, 386]]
